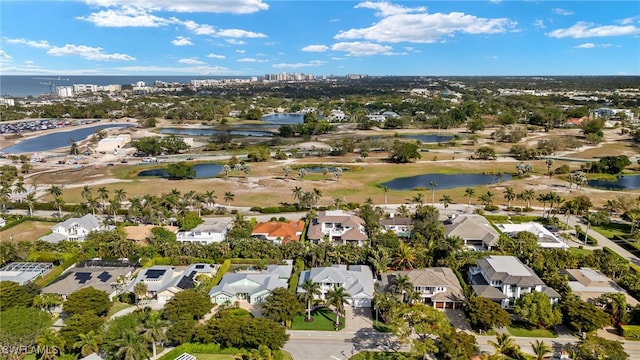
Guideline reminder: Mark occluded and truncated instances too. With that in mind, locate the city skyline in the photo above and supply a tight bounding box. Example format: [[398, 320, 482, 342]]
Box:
[[1, 0, 639, 76]]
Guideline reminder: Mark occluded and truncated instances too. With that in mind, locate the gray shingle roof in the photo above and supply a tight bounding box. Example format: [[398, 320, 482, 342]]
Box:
[[476, 255, 545, 287], [444, 214, 499, 247]]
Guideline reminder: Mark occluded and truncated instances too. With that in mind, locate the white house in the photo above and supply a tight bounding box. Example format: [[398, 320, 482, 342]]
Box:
[[306, 210, 368, 246], [297, 264, 374, 307], [176, 218, 232, 245], [380, 216, 413, 238], [469, 255, 560, 308], [327, 110, 348, 122], [496, 222, 568, 249], [125, 264, 217, 304], [40, 214, 103, 243], [209, 263, 292, 305]]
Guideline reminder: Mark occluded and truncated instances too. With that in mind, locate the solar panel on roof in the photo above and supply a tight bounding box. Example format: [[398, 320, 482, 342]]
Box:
[[97, 271, 112, 283], [195, 264, 205, 269], [145, 269, 166, 279], [74, 272, 92, 284]]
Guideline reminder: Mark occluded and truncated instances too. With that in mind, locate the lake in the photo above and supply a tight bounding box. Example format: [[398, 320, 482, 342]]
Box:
[[588, 175, 640, 190], [382, 173, 513, 191], [262, 113, 304, 124], [158, 128, 272, 137], [2, 124, 132, 153], [138, 163, 223, 179], [370, 134, 454, 143]]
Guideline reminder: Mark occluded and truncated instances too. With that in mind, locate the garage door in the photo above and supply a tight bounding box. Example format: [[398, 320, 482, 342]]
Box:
[[351, 298, 372, 308]]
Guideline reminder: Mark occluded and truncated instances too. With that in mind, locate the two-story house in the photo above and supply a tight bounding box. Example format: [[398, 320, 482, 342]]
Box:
[[251, 220, 305, 244], [380, 216, 413, 238], [444, 214, 500, 251], [469, 255, 559, 308], [381, 268, 465, 309], [40, 214, 104, 243], [307, 210, 368, 246], [297, 264, 374, 307]]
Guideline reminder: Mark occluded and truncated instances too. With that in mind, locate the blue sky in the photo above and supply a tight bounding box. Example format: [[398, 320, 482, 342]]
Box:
[[1, 1, 639, 76]]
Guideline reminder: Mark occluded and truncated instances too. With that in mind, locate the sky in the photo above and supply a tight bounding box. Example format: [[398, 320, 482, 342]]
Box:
[[0, 0, 639, 76]]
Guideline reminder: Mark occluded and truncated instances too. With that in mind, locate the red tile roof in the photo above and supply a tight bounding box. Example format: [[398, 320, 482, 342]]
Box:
[[251, 220, 305, 243]]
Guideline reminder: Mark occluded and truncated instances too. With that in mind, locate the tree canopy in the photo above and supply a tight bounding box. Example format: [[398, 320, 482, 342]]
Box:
[[63, 287, 112, 317], [514, 291, 562, 329], [466, 296, 511, 331], [162, 289, 213, 322], [390, 141, 421, 163]]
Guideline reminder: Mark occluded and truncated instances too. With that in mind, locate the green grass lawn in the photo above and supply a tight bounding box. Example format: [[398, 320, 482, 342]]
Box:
[[108, 300, 132, 317], [592, 222, 632, 239], [194, 355, 236, 360], [568, 247, 593, 257], [291, 307, 345, 331], [507, 325, 558, 338]]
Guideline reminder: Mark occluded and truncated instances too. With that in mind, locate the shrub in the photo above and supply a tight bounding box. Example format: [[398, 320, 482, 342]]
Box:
[[211, 259, 232, 286], [621, 325, 640, 340]]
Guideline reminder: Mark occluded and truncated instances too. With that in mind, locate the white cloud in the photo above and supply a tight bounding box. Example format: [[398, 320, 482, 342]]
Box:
[[331, 42, 393, 56], [178, 58, 205, 65], [47, 44, 135, 61], [5, 38, 51, 49], [207, 53, 226, 59], [0, 50, 12, 61], [182, 20, 216, 35], [172, 36, 193, 46], [236, 49, 246, 53], [77, 6, 173, 27], [216, 29, 266, 38], [355, 1, 426, 17], [547, 22, 640, 38], [272, 60, 326, 69], [116, 65, 236, 75], [237, 58, 267, 63], [619, 16, 640, 25], [533, 19, 546, 29], [227, 39, 246, 45], [336, 6, 515, 43], [302, 45, 329, 52], [84, 0, 269, 14], [552, 8, 574, 16], [575, 43, 612, 49]]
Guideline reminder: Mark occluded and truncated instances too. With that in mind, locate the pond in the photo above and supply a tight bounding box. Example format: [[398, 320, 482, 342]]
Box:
[[587, 175, 640, 190], [2, 124, 132, 153], [381, 173, 513, 191], [138, 163, 224, 179], [158, 128, 272, 137], [262, 113, 304, 124], [370, 134, 454, 143]]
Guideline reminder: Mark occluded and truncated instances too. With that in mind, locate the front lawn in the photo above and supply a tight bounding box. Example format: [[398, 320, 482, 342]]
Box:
[[507, 325, 557, 338], [592, 222, 631, 239], [107, 300, 132, 317], [194, 355, 236, 360], [291, 307, 345, 331]]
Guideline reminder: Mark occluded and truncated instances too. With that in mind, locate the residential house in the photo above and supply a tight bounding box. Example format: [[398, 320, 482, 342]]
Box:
[[40, 214, 104, 243], [307, 210, 368, 246], [297, 264, 374, 307], [125, 263, 217, 304], [469, 255, 560, 308], [327, 110, 348, 122], [380, 216, 412, 238], [0, 262, 53, 285], [380, 268, 465, 309], [0, 218, 5, 228], [209, 263, 293, 305], [563, 267, 639, 306], [444, 214, 500, 251], [251, 220, 305, 244], [42, 260, 135, 299], [176, 217, 232, 245], [496, 222, 568, 249]]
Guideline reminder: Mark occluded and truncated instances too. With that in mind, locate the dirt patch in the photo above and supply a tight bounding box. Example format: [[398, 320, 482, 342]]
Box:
[[0, 221, 55, 243]]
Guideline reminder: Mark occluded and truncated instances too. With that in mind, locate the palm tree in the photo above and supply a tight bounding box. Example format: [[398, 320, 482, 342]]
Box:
[[393, 242, 416, 270], [412, 192, 425, 206], [325, 286, 351, 328], [143, 312, 167, 359], [81, 185, 92, 202], [368, 248, 391, 279], [390, 274, 414, 303], [292, 186, 303, 206], [74, 330, 102, 357], [12, 181, 26, 203], [487, 333, 517, 359], [429, 180, 438, 206], [224, 191, 235, 208], [36, 328, 64, 360], [300, 280, 322, 321], [546, 159, 554, 178], [114, 188, 127, 204], [297, 168, 307, 180], [440, 194, 452, 216], [48, 184, 62, 199], [52, 196, 65, 217], [115, 329, 151, 360], [97, 186, 109, 211], [531, 340, 551, 360], [464, 187, 475, 208], [382, 185, 389, 207], [503, 187, 516, 209], [522, 189, 535, 209], [537, 193, 549, 216], [283, 165, 292, 179], [25, 193, 36, 217]]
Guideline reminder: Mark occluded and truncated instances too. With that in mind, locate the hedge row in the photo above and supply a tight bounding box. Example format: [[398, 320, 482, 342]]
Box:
[[211, 259, 232, 287], [34, 253, 80, 287], [288, 258, 305, 292], [621, 325, 640, 340], [158, 343, 239, 360], [142, 256, 217, 267]]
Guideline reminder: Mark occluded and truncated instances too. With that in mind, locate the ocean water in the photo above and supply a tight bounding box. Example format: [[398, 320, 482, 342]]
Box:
[[0, 75, 249, 97]]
